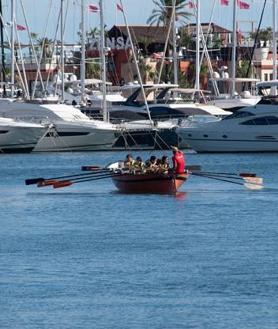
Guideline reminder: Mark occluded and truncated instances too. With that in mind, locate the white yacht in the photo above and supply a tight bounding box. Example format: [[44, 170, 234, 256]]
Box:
[[0, 99, 116, 152], [84, 84, 230, 122], [208, 78, 261, 112], [176, 101, 278, 153], [0, 117, 46, 153]]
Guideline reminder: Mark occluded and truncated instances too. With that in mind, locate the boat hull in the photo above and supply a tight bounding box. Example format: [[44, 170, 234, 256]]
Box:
[[111, 173, 188, 194]]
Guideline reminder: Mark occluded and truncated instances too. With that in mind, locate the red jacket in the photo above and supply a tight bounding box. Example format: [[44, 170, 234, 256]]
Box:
[[172, 151, 185, 174]]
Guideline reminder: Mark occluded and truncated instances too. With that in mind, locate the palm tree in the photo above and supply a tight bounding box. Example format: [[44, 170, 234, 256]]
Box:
[[147, 0, 191, 82], [147, 0, 190, 26]]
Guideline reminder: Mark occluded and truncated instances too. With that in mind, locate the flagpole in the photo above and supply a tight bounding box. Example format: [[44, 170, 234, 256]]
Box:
[[11, 0, 15, 97], [231, 0, 237, 97], [80, 0, 86, 104]]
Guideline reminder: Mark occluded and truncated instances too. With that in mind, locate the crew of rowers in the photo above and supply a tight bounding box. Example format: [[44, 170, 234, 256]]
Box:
[[123, 146, 186, 175], [124, 154, 170, 174]]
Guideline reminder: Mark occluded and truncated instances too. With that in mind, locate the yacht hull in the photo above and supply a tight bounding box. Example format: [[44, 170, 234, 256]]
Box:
[[34, 123, 116, 152], [0, 125, 45, 153]]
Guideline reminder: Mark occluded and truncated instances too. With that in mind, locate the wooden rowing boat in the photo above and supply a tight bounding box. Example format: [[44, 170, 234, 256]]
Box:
[[111, 172, 188, 194], [107, 161, 189, 194]]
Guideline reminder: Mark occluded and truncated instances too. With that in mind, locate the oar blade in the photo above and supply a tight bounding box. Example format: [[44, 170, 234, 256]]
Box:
[[53, 180, 73, 189], [37, 179, 57, 187], [81, 165, 102, 171], [25, 177, 44, 185], [240, 173, 257, 178], [243, 177, 264, 190]]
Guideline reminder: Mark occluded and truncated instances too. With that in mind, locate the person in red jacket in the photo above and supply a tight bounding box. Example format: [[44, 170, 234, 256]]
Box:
[[171, 146, 185, 174]]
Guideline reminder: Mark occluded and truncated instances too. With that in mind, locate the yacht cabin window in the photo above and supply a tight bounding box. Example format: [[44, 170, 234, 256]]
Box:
[[240, 116, 278, 125], [223, 111, 254, 120]]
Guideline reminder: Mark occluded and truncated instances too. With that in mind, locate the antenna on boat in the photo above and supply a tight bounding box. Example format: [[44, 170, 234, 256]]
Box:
[[195, 0, 200, 96]]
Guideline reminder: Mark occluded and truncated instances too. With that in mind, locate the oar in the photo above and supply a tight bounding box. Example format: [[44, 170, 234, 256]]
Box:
[[37, 171, 114, 187], [25, 168, 110, 185], [191, 172, 263, 190], [193, 170, 257, 178], [194, 172, 255, 181], [53, 172, 122, 189]]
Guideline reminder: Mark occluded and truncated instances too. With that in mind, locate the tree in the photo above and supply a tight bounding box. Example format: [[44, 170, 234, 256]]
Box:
[[36, 37, 54, 62], [249, 27, 272, 47], [147, 0, 191, 82], [147, 0, 191, 27]]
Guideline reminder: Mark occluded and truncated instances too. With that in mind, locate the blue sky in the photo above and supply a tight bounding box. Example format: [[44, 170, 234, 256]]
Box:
[[1, 0, 275, 43]]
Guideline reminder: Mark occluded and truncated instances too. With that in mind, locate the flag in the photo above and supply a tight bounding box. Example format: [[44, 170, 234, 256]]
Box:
[[88, 4, 98, 12], [220, 0, 229, 6], [116, 3, 123, 12], [237, 0, 250, 9], [16, 24, 26, 31]]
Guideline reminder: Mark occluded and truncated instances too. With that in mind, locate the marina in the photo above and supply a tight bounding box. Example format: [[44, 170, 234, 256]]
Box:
[[1, 0, 278, 328]]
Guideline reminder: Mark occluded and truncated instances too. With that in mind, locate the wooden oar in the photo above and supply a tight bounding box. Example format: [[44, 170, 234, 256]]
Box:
[[193, 171, 257, 177], [25, 169, 110, 185], [191, 172, 263, 190], [37, 171, 114, 188], [53, 172, 121, 189]]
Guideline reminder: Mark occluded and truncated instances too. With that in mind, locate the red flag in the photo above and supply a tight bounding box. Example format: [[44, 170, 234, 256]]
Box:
[[237, 0, 250, 9], [116, 3, 123, 12], [220, 0, 229, 6], [188, 1, 195, 9], [88, 4, 98, 12], [16, 24, 26, 31]]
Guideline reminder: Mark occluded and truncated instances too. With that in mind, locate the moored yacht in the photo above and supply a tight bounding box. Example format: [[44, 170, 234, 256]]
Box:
[[83, 84, 230, 122], [0, 99, 116, 152], [0, 117, 46, 153], [176, 100, 278, 152]]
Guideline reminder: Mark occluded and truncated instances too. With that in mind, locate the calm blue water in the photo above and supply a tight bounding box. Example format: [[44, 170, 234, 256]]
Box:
[[1, 151, 278, 329]]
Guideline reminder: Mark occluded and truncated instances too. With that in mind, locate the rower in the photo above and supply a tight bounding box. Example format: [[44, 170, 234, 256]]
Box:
[[134, 156, 145, 172], [171, 146, 185, 174], [145, 155, 158, 173], [160, 155, 170, 174], [124, 154, 136, 170]]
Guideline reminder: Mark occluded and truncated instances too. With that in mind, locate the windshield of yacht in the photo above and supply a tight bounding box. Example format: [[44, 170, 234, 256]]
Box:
[[223, 111, 255, 120]]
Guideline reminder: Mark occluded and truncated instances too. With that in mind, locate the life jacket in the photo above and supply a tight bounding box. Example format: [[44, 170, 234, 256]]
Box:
[[172, 151, 185, 174]]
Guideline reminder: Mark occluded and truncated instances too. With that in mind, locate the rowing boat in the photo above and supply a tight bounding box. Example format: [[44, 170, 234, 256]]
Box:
[[107, 162, 189, 194]]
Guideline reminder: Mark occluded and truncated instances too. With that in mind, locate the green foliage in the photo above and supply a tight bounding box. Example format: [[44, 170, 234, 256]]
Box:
[[249, 27, 272, 45], [147, 0, 191, 26], [237, 59, 251, 78], [86, 61, 101, 79]]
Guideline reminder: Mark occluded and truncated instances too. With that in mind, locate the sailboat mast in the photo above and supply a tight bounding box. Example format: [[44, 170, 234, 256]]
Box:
[[80, 0, 86, 104], [0, 0, 6, 92], [99, 0, 108, 122], [195, 0, 200, 92], [60, 0, 65, 102], [172, 0, 178, 85], [231, 0, 237, 96], [11, 0, 15, 97], [273, 0, 277, 81]]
